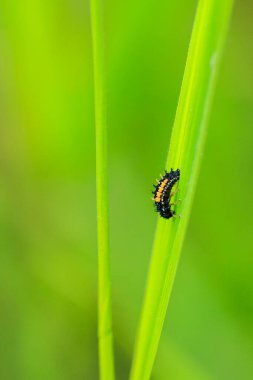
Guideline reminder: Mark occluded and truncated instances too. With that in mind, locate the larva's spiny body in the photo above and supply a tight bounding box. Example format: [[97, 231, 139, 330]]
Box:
[[152, 169, 180, 219]]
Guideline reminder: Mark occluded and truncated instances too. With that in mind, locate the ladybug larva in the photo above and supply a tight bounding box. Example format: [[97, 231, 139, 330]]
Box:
[[152, 168, 180, 219]]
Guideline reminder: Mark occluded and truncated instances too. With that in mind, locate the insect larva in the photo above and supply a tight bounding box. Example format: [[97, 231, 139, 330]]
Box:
[[152, 168, 180, 219]]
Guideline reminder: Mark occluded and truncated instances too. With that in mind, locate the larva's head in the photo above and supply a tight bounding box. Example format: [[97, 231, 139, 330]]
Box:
[[165, 168, 180, 181]]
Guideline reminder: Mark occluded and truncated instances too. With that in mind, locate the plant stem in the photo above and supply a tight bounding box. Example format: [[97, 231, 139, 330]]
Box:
[[90, 0, 115, 379], [129, 1, 234, 379]]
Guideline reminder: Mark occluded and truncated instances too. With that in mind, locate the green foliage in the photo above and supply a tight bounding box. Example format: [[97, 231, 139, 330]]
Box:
[[0, 1, 252, 380], [130, 1, 233, 379], [90, 0, 115, 378]]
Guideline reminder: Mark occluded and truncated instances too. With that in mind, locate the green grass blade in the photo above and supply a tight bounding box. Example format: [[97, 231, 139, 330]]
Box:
[[129, 1, 234, 379], [90, 0, 115, 379]]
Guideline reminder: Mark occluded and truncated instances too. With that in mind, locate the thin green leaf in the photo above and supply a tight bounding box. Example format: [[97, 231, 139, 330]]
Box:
[[130, 1, 234, 379], [90, 0, 115, 379]]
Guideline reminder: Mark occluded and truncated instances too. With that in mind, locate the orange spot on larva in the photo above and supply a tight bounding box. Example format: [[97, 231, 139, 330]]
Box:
[[160, 179, 168, 188]]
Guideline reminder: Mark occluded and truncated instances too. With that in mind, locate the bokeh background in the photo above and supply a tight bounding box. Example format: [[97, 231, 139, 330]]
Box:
[[0, 0, 252, 379]]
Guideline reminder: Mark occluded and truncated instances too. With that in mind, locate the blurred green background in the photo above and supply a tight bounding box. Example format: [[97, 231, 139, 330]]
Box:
[[0, 0, 252, 379]]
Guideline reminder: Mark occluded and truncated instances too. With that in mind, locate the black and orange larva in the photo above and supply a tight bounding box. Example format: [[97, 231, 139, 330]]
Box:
[[152, 168, 180, 219]]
